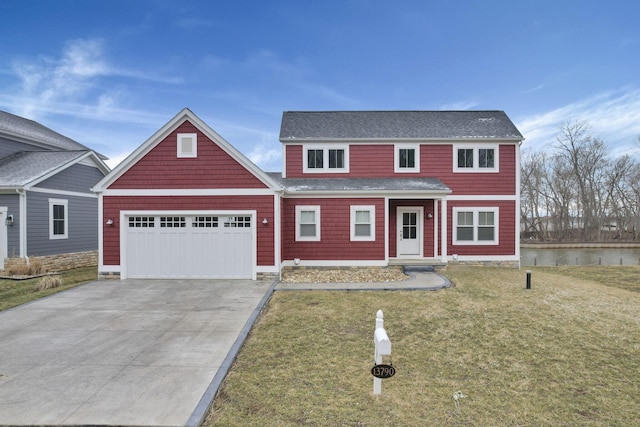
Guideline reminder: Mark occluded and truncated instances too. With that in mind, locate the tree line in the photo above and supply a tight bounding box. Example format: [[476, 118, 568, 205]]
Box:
[[521, 121, 640, 242]]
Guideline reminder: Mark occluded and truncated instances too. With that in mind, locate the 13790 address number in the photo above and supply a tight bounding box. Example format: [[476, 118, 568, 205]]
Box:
[[371, 364, 396, 378]]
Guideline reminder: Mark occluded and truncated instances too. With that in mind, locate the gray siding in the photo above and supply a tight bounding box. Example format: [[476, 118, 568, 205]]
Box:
[[35, 163, 105, 194], [0, 193, 21, 257], [26, 191, 98, 256], [0, 137, 41, 158]]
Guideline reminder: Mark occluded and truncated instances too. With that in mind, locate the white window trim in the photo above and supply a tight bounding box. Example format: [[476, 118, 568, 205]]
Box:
[[453, 144, 499, 173], [350, 205, 375, 241], [302, 145, 350, 173], [295, 205, 321, 241], [49, 198, 68, 240], [394, 143, 420, 173], [177, 133, 198, 158], [452, 207, 499, 245]]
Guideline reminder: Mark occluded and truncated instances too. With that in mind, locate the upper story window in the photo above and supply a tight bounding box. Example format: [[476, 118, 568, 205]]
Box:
[[394, 144, 420, 173], [303, 145, 349, 173], [177, 133, 197, 158], [454, 144, 499, 172], [49, 198, 68, 240]]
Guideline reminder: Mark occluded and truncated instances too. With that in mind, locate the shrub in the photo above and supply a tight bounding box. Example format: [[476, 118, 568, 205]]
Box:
[[7, 258, 47, 276], [35, 275, 63, 291]]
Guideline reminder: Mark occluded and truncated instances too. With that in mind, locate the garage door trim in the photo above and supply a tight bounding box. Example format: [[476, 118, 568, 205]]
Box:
[[120, 209, 257, 280]]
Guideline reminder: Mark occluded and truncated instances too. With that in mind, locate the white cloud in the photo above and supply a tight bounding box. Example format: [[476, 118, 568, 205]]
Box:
[[4, 38, 181, 123], [438, 100, 480, 110], [248, 143, 281, 172], [516, 87, 640, 155]]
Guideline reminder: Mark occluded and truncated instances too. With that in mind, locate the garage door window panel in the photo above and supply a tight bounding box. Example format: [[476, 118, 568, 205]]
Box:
[[161, 216, 186, 228]]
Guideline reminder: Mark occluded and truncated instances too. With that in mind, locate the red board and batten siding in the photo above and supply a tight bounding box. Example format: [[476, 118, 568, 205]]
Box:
[[102, 195, 275, 266], [110, 121, 268, 189], [447, 200, 517, 256], [281, 198, 385, 261], [284, 144, 517, 196]]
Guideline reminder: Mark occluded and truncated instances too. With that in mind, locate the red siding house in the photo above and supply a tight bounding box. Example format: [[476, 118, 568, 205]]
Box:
[[93, 109, 524, 280]]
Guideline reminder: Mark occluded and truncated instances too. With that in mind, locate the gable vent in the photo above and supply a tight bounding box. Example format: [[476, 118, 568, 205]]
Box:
[[177, 133, 197, 158]]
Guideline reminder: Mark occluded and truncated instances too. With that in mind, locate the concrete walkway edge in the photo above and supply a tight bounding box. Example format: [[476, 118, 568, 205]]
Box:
[[186, 278, 279, 427]]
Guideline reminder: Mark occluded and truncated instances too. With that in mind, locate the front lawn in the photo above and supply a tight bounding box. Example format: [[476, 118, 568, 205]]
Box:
[[206, 266, 640, 426], [0, 266, 98, 311]]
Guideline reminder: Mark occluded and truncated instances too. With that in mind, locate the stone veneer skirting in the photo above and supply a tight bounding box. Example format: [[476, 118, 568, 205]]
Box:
[[3, 250, 98, 273]]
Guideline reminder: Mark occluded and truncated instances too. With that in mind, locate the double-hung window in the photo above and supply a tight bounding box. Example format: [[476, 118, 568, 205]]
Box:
[[350, 205, 375, 241], [394, 144, 420, 173], [454, 144, 498, 172], [296, 206, 321, 241], [453, 207, 498, 245], [49, 198, 68, 239], [303, 145, 349, 173]]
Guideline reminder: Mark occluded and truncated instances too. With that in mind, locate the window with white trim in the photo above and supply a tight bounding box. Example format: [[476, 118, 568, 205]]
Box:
[[394, 144, 420, 173], [49, 199, 68, 239], [453, 207, 499, 245], [303, 145, 349, 173], [296, 206, 320, 241], [177, 133, 197, 158], [453, 144, 498, 172], [350, 205, 375, 241]]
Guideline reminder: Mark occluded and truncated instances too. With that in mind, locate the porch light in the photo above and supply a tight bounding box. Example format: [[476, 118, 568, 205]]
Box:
[[106, 219, 114, 226], [262, 218, 268, 225], [5, 215, 13, 226], [426, 212, 433, 219]]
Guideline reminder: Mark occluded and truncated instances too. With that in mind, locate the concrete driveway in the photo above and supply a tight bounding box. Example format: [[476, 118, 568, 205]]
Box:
[[0, 278, 275, 426]]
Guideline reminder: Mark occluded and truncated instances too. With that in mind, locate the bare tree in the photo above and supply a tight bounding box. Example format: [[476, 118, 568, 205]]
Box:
[[521, 122, 640, 242]]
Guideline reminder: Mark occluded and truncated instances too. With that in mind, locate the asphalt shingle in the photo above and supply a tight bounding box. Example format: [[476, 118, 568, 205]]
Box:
[[279, 110, 524, 141], [0, 151, 88, 187]]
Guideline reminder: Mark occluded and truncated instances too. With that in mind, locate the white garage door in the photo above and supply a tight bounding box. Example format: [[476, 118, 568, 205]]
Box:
[[125, 214, 253, 279]]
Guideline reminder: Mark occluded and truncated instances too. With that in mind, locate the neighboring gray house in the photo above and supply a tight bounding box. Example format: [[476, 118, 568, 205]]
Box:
[[0, 110, 110, 271]]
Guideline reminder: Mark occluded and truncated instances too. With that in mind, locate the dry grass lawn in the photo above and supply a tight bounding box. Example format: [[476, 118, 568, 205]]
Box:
[[206, 266, 640, 426], [0, 267, 98, 311]]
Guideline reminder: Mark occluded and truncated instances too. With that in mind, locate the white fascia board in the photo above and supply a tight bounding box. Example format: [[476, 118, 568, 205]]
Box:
[[102, 188, 277, 197], [447, 194, 517, 201], [27, 187, 98, 199], [94, 108, 279, 192], [280, 137, 523, 144]]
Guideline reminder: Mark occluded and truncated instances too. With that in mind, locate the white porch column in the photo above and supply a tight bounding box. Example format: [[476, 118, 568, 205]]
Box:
[[440, 197, 447, 263]]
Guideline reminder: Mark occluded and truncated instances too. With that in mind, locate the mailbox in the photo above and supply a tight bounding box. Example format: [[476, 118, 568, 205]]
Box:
[[374, 327, 391, 355]]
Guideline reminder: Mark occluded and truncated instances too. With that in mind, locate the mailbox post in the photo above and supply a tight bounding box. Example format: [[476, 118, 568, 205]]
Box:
[[373, 309, 392, 395]]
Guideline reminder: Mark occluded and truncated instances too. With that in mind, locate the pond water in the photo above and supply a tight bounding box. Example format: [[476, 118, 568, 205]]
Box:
[[520, 247, 640, 266]]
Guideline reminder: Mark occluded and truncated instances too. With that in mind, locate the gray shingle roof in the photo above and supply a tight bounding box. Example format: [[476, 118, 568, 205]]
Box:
[[279, 110, 524, 141], [0, 151, 88, 187], [0, 110, 106, 158], [267, 173, 451, 194]]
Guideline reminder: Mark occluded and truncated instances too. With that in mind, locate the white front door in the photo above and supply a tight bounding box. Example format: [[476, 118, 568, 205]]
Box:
[[397, 207, 423, 257], [0, 208, 7, 270]]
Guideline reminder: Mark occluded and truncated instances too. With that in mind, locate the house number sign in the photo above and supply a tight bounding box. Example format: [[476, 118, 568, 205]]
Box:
[[371, 364, 396, 379]]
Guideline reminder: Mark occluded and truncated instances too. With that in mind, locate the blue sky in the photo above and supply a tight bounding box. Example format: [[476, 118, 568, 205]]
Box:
[[1, 0, 640, 170]]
